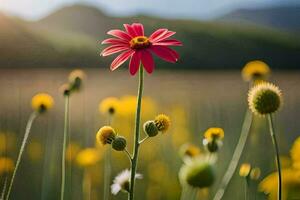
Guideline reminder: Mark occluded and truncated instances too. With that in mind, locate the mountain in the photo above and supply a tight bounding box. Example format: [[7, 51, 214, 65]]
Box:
[[218, 5, 300, 32], [1, 4, 300, 69]]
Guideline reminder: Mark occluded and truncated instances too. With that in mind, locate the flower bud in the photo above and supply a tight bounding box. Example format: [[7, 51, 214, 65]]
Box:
[[112, 136, 127, 151], [31, 93, 54, 113], [239, 163, 251, 178], [154, 114, 171, 133], [96, 126, 116, 145], [143, 121, 159, 137], [250, 167, 261, 180]]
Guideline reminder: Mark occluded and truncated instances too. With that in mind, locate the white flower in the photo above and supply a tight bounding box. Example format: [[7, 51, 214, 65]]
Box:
[[111, 169, 143, 195]]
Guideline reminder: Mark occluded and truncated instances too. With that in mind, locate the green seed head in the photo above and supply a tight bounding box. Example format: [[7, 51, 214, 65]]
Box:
[[112, 136, 127, 151], [143, 120, 159, 137]]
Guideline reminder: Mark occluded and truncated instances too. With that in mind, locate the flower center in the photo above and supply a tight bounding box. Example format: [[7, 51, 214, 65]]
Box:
[[130, 36, 151, 49]]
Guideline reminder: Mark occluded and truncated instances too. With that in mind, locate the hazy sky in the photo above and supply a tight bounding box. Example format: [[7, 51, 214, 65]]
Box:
[[0, 0, 298, 20]]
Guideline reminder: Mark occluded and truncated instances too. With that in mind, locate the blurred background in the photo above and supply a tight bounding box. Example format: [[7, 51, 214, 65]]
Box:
[[0, 0, 299, 200]]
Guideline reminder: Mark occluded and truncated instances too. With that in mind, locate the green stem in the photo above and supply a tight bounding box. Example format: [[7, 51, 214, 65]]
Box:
[[6, 112, 37, 200], [128, 67, 144, 200], [1, 177, 8, 200], [61, 95, 70, 200], [213, 110, 253, 200], [244, 179, 248, 200], [267, 114, 282, 200]]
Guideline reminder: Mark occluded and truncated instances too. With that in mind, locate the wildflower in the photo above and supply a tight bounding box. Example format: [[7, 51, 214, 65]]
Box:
[[242, 60, 270, 82], [290, 136, 300, 169], [248, 82, 282, 116], [250, 167, 261, 180], [76, 148, 101, 167], [31, 93, 54, 113], [143, 120, 159, 137], [111, 169, 143, 195], [203, 127, 224, 153], [239, 163, 251, 178], [101, 23, 182, 75], [259, 168, 300, 200], [179, 143, 201, 160], [179, 156, 215, 188], [99, 97, 120, 115], [112, 136, 127, 151], [59, 83, 71, 96], [68, 69, 86, 91], [204, 128, 224, 141], [96, 126, 117, 145], [154, 114, 171, 133], [0, 157, 14, 175]]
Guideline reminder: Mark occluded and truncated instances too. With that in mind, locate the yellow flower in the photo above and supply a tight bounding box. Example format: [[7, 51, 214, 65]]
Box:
[[99, 97, 120, 115], [204, 127, 224, 141], [66, 142, 81, 162], [31, 93, 54, 113], [68, 69, 86, 91], [239, 163, 251, 177], [259, 168, 300, 200], [154, 114, 171, 133], [242, 60, 270, 82], [76, 148, 101, 167], [248, 82, 282, 116], [290, 137, 300, 169], [0, 157, 14, 175], [96, 126, 116, 145]]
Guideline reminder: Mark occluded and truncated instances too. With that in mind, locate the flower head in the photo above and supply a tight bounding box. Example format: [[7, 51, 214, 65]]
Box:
[[154, 114, 171, 133], [248, 82, 282, 116], [143, 120, 159, 137], [101, 23, 182, 75], [242, 60, 270, 82], [68, 69, 86, 91], [0, 157, 14, 175], [204, 127, 224, 141], [31, 93, 54, 113], [259, 168, 300, 200], [96, 126, 116, 145], [179, 143, 201, 160], [111, 169, 143, 195], [179, 156, 215, 188], [112, 136, 127, 151], [76, 148, 101, 167], [250, 167, 261, 180], [239, 163, 251, 178], [99, 97, 120, 115]]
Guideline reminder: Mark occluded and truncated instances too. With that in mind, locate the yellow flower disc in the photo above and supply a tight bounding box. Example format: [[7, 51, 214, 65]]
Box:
[[99, 97, 120, 115], [0, 157, 14, 175], [154, 114, 171, 133], [239, 163, 251, 177], [96, 126, 116, 145], [76, 148, 101, 167], [31, 93, 54, 113], [204, 127, 224, 141]]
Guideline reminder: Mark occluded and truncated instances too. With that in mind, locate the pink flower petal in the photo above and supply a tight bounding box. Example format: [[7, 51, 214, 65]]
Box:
[[140, 50, 154, 74], [129, 51, 141, 75], [110, 50, 134, 71], [152, 39, 182, 46], [132, 23, 144, 36], [150, 46, 178, 63], [151, 31, 176, 43], [101, 45, 130, 56], [101, 38, 129, 45], [107, 29, 132, 41], [149, 29, 168, 41], [124, 24, 138, 37]]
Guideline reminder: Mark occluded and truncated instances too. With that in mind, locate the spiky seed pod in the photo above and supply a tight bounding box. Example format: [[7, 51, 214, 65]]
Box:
[[154, 114, 171, 133], [96, 126, 116, 145], [143, 120, 159, 137], [248, 82, 282, 116], [112, 136, 127, 151]]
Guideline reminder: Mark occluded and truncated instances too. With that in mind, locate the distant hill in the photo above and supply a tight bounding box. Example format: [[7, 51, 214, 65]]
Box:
[[218, 5, 300, 32], [0, 4, 300, 69]]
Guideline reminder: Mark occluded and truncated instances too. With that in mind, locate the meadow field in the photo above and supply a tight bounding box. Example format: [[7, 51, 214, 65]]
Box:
[[0, 68, 299, 200]]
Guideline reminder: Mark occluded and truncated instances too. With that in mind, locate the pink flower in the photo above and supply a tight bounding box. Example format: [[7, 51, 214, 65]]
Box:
[[101, 23, 182, 75]]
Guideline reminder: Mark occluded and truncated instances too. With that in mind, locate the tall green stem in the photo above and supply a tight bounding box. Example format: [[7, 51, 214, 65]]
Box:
[[267, 114, 282, 200], [103, 114, 112, 200], [6, 112, 37, 200], [61, 95, 70, 200], [213, 110, 252, 200], [1, 177, 8, 200], [128, 67, 144, 200]]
